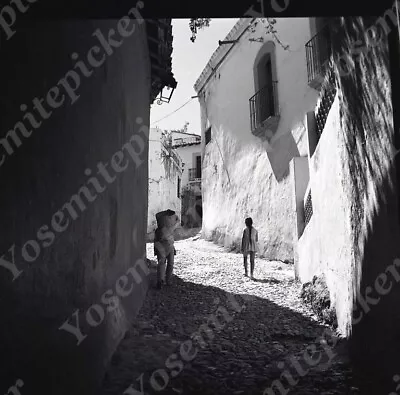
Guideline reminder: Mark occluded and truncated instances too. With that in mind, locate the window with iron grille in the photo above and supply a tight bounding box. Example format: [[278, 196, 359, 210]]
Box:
[[305, 22, 332, 86], [314, 69, 336, 144], [205, 127, 211, 145], [304, 189, 313, 226], [249, 81, 278, 132], [249, 47, 280, 135]]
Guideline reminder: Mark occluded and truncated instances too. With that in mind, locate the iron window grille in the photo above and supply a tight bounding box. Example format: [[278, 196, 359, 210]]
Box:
[[304, 189, 313, 226], [305, 24, 332, 85], [249, 81, 279, 132]]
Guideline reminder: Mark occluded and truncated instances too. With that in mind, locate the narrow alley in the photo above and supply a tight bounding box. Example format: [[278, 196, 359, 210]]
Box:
[[101, 234, 356, 395], [2, 11, 400, 395]]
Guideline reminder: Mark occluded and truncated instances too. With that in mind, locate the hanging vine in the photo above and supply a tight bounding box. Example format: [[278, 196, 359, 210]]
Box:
[[160, 130, 182, 180], [248, 19, 290, 50], [160, 130, 173, 179], [189, 18, 212, 42], [188, 18, 290, 51]]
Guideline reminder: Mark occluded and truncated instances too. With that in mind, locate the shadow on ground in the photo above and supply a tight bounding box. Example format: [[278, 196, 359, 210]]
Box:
[[101, 264, 355, 395], [251, 277, 282, 284]]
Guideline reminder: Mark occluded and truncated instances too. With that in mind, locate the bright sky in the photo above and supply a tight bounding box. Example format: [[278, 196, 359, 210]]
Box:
[[149, 18, 239, 135]]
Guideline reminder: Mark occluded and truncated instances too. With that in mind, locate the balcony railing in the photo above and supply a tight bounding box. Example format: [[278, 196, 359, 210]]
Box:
[[305, 24, 332, 88], [188, 168, 201, 182], [249, 81, 279, 132]]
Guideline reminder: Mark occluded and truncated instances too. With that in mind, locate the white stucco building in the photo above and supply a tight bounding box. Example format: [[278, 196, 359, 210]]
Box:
[[194, 17, 325, 261], [194, 12, 400, 344], [171, 131, 202, 189], [171, 131, 202, 227], [147, 127, 183, 233]]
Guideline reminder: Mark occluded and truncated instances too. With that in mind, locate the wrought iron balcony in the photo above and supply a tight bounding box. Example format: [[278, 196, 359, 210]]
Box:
[[305, 24, 332, 89], [188, 168, 201, 182], [249, 81, 280, 140]]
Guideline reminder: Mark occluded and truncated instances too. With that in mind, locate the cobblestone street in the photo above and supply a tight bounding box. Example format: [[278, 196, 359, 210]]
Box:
[[101, 234, 358, 395]]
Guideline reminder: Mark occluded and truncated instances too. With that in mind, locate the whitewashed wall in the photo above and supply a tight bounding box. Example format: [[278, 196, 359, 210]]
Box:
[[175, 144, 202, 188], [148, 128, 182, 232], [296, 95, 353, 335], [196, 18, 319, 261]]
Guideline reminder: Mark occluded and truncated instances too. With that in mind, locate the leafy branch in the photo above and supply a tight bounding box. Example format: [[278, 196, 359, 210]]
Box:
[[188, 18, 289, 51], [189, 18, 211, 42], [249, 19, 290, 50]]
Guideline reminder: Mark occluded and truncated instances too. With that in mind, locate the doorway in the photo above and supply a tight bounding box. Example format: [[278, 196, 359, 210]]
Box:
[[256, 53, 275, 122], [196, 155, 202, 179]]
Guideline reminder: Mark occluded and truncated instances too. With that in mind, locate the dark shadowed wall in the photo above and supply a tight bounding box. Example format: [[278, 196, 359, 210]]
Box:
[[0, 20, 150, 395], [331, 16, 400, 392]]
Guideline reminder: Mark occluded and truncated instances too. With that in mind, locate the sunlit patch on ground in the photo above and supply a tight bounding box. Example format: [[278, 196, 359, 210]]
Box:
[[101, 236, 356, 395]]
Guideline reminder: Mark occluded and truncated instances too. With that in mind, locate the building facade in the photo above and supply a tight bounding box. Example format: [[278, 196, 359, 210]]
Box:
[[171, 131, 203, 227], [147, 127, 183, 234], [194, 17, 320, 261], [172, 131, 202, 188], [197, 12, 400, 392], [0, 18, 176, 395]]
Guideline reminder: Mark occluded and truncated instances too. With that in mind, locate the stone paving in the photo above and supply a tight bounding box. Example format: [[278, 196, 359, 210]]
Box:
[[100, 234, 360, 395]]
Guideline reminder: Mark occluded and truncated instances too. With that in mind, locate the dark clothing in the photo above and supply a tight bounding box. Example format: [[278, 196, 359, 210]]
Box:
[[157, 251, 174, 285], [154, 227, 176, 258], [153, 209, 179, 287]]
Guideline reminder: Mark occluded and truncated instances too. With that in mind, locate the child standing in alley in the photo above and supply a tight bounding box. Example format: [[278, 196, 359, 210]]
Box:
[[241, 217, 258, 279]]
